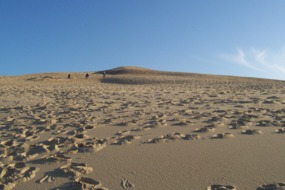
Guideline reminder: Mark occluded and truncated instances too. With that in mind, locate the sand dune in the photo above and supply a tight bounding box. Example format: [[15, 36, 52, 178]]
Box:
[[1, 66, 285, 190]]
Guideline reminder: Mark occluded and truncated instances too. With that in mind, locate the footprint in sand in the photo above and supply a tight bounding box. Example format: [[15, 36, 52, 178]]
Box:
[[69, 138, 107, 153], [143, 133, 200, 144], [205, 116, 222, 123], [111, 135, 141, 145], [143, 136, 167, 144], [228, 118, 251, 129], [257, 120, 272, 127], [38, 175, 56, 183], [241, 129, 263, 135], [275, 128, 285, 134], [115, 130, 131, 136], [74, 177, 105, 189], [0, 162, 38, 189], [172, 119, 191, 126], [207, 184, 237, 190], [229, 125, 248, 130], [256, 182, 285, 190], [183, 133, 201, 140], [193, 127, 215, 133], [52, 177, 109, 190], [32, 153, 72, 163], [121, 177, 134, 189], [211, 133, 235, 139], [60, 162, 93, 177]]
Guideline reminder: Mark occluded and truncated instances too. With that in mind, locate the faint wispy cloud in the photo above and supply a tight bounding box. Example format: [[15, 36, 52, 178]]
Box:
[[219, 47, 285, 80]]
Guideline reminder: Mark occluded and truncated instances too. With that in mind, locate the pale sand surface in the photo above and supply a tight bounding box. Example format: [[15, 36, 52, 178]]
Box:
[[1, 68, 285, 190]]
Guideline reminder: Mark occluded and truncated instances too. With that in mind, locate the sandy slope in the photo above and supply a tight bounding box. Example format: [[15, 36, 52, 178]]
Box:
[[1, 67, 285, 190]]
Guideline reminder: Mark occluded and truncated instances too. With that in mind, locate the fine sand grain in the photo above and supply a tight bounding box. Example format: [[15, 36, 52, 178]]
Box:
[[1, 67, 285, 190]]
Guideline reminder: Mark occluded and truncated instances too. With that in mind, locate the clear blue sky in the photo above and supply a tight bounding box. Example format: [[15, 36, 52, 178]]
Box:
[[1, 1, 285, 80]]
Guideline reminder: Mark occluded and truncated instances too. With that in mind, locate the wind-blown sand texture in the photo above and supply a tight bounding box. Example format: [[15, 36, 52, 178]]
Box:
[[1, 67, 285, 190]]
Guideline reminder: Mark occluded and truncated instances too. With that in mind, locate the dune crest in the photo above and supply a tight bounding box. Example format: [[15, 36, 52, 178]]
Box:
[[96, 66, 157, 75]]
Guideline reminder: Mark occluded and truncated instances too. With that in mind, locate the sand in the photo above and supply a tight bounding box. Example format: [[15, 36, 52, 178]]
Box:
[[0, 67, 285, 190]]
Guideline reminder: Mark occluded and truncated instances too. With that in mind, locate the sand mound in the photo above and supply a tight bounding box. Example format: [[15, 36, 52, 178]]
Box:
[[93, 66, 285, 87], [95, 66, 158, 75]]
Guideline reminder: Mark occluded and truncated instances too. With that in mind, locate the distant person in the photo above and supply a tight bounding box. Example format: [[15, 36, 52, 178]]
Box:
[[103, 71, 106, 78], [85, 73, 89, 79], [68, 74, 71, 79]]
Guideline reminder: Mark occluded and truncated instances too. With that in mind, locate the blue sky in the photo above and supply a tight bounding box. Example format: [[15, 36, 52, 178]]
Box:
[[1, 1, 285, 80]]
